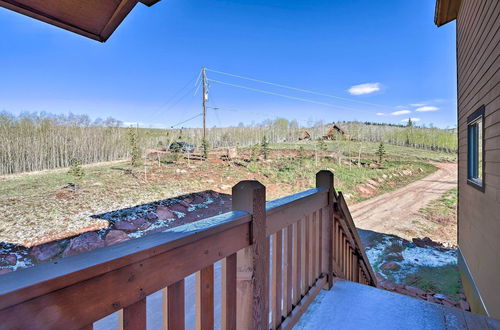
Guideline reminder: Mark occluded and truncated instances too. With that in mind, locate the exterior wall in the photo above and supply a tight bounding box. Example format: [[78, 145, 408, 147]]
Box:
[[456, 0, 500, 318]]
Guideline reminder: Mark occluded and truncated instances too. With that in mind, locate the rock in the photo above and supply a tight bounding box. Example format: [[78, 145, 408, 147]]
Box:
[[382, 174, 388, 179], [458, 293, 466, 299], [380, 262, 400, 271], [169, 203, 187, 213], [183, 197, 194, 205], [210, 191, 220, 198], [380, 280, 396, 291], [402, 169, 413, 175], [219, 185, 232, 190], [441, 300, 455, 308], [433, 293, 448, 300], [131, 217, 150, 230], [62, 232, 105, 258], [114, 220, 136, 232], [367, 179, 379, 187], [404, 285, 426, 296], [375, 272, 385, 282], [30, 241, 62, 262], [180, 200, 191, 208], [146, 212, 158, 221], [192, 195, 205, 204], [0, 268, 12, 275], [105, 230, 129, 246], [386, 252, 404, 262], [0, 253, 17, 266], [175, 169, 187, 174], [459, 300, 470, 311], [156, 206, 175, 220]]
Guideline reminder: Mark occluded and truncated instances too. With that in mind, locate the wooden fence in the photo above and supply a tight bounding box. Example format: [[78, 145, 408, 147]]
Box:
[[0, 170, 376, 330]]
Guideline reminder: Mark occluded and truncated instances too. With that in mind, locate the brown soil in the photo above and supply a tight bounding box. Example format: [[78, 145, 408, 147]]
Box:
[[350, 162, 457, 244]]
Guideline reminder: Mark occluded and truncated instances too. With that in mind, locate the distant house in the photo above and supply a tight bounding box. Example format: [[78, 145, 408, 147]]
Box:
[[298, 130, 311, 140], [323, 124, 350, 140], [436, 0, 500, 319]]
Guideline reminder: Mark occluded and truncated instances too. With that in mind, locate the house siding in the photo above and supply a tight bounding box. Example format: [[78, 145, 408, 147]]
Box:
[[456, 0, 500, 318]]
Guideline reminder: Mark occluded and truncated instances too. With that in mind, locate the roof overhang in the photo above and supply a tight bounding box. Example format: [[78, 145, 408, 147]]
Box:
[[434, 0, 462, 26], [0, 0, 162, 42]]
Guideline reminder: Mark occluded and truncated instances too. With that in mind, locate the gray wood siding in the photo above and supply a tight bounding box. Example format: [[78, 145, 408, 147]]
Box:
[[456, 0, 500, 318]]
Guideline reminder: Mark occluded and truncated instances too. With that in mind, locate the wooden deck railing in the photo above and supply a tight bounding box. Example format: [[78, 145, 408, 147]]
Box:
[[0, 170, 376, 330]]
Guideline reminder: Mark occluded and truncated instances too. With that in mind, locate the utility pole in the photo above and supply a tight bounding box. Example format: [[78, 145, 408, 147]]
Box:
[[202, 67, 207, 141]]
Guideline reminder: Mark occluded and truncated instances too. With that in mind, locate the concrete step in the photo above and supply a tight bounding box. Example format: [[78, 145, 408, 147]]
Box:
[[295, 280, 500, 330]]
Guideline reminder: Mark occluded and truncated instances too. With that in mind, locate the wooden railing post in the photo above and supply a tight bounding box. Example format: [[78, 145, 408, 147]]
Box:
[[316, 170, 335, 289], [232, 181, 269, 330]]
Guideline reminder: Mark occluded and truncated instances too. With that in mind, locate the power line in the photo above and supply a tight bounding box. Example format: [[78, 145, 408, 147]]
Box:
[[207, 78, 373, 114], [205, 68, 396, 110], [170, 112, 203, 128]]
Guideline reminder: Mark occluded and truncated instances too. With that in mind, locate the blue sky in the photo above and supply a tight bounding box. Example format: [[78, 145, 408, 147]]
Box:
[[0, 0, 457, 128]]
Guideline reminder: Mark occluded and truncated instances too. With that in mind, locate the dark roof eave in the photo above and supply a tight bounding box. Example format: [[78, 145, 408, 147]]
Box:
[[434, 0, 462, 27]]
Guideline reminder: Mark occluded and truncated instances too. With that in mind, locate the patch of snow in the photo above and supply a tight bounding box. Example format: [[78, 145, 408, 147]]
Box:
[[173, 211, 186, 218], [128, 218, 175, 239], [401, 246, 456, 267]]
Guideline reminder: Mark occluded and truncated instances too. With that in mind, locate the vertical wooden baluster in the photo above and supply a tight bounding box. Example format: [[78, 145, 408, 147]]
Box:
[[350, 248, 353, 281], [283, 225, 293, 318], [222, 254, 237, 330], [311, 212, 318, 285], [346, 246, 350, 281], [167, 279, 185, 330], [337, 224, 342, 274], [232, 181, 269, 329], [196, 265, 214, 330], [353, 254, 359, 283], [294, 220, 302, 304], [304, 215, 310, 292], [272, 230, 283, 328], [318, 208, 323, 280], [123, 298, 146, 330], [339, 234, 344, 276]]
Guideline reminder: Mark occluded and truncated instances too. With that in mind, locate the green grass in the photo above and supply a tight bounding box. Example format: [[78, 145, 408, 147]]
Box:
[[270, 140, 457, 163], [403, 264, 462, 300]]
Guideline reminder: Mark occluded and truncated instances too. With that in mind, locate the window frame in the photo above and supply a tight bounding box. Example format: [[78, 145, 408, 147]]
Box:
[[467, 105, 485, 192]]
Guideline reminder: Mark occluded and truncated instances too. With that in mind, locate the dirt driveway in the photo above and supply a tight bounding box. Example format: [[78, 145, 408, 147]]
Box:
[[350, 162, 457, 241]]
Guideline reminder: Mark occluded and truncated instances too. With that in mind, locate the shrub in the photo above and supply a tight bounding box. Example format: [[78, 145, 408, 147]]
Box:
[[67, 157, 84, 179]]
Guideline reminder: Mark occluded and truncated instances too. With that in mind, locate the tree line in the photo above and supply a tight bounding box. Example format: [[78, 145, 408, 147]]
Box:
[[0, 112, 457, 175]]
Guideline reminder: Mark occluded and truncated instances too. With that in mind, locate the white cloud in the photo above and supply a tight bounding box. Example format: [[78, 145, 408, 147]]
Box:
[[376, 112, 385, 116], [391, 110, 411, 116], [401, 117, 421, 122], [348, 83, 381, 95], [416, 106, 439, 112], [410, 103, 426, 107]]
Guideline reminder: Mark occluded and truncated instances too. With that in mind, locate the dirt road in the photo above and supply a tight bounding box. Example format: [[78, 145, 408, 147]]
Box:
[[350, 162, 457, 240]]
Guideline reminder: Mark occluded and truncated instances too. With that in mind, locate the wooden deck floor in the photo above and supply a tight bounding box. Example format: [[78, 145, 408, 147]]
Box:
[[296, 280, 500, 330]]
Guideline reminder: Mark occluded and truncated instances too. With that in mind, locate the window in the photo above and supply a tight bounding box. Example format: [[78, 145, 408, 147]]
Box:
[[467, 106, 485, 191]]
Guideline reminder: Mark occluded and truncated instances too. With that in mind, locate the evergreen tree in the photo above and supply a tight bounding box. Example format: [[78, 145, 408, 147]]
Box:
[[376, 142, 386, 164], [127, 126, 141, 167], [260, 135, 270, 160], [201, 138, 209, 160], [67, 157, 84, 180]]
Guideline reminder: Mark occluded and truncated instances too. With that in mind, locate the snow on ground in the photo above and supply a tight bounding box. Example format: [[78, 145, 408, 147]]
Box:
[[365, 234, 457, 282]]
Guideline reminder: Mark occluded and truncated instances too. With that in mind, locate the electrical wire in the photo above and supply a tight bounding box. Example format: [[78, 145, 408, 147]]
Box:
[[170, 112, 203, 128], [207, 78, 372, 114], [205, 68, 395, 110]]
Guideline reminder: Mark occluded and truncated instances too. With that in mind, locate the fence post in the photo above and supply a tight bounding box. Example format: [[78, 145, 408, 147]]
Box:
[[232, 180, 269, 330], [316, 170, 335, 289]]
